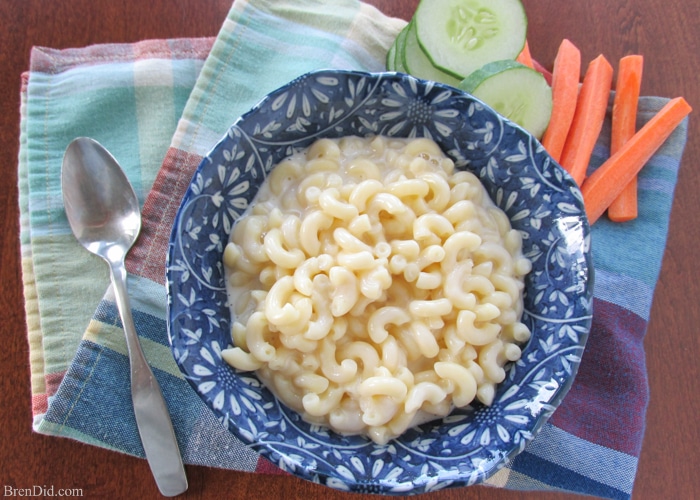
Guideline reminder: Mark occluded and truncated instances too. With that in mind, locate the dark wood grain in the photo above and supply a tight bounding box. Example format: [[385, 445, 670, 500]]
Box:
[[1, 1, 698, 499]]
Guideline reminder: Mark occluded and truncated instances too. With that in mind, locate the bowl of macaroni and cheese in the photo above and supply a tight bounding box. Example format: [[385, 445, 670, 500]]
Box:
[[166, 69, 593, 494]]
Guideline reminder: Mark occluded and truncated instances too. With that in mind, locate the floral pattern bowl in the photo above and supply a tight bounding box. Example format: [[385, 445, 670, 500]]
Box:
[[166, 69, 593, 495]]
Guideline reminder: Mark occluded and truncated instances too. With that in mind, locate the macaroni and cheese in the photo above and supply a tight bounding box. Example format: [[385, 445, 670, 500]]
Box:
[[221, 135, 531, 445]]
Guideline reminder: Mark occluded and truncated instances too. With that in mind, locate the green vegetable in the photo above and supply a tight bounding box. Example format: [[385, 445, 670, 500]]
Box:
[[402, 21, 461, 86], [386, 36, 397, 71], [414, 0, 527, 79], [387, 24, 410, 73], [458, 60, 552, 138]]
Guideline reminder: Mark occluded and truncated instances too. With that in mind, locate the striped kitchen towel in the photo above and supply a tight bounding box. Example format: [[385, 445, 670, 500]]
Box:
[[18, 0, 689, 498], [19, 36, 215, 425]]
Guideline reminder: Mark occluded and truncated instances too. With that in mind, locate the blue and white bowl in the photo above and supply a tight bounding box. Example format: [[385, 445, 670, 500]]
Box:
[[166, 69, 593, 495]]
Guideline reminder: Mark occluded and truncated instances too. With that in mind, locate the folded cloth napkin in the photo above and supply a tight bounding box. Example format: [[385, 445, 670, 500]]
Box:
[[18, 0, 689, 498], [19, 36, 215, 421]]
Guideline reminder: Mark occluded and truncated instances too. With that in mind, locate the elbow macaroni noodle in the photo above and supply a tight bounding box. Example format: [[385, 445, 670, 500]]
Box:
[[222, 136, 532, 445]]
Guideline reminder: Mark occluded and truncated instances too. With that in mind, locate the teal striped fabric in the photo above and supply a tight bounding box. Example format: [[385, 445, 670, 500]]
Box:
[[18, 0, 689, 497], [19, 38, 214, 423]]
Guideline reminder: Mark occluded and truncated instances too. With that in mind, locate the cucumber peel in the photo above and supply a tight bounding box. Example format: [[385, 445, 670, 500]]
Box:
[[386, 38, 397, 71], [459, 60, 553, 139], [388, 24, 410, 73]]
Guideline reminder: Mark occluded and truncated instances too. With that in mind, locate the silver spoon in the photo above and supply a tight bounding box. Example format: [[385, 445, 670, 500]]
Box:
[[62, 137, 188, 497]]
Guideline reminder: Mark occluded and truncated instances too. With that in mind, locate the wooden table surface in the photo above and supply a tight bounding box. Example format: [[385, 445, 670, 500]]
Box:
[[1, 1, 698, 499]]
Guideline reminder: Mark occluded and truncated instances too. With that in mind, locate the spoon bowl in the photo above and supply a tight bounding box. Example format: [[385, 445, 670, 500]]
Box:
[[62, 137, 188, 497], [62, 139, 141, 259]]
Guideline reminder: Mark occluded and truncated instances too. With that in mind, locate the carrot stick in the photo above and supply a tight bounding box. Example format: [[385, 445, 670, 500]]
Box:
[[559, 54, 614, 186], [581, 97, 692, 224], [607, 55, 644, 222], [541, 39, 582, 162], [516, 40, 535, 69]]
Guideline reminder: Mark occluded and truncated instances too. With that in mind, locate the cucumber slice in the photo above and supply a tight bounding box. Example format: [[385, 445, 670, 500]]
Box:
[[459, 60, 552, 139], [402, 21, 462, 87], [393, 24, 410, 73], [386, 37, 397, 71], [414, 0, 527, 79]]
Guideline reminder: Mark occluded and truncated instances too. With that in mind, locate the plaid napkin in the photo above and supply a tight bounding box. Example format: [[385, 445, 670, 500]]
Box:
[[19, 36, 215, 423], [18, 0, 689, 498]]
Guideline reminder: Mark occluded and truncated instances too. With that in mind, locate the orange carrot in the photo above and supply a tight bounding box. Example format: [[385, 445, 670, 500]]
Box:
[[516, 40, 535, 69], [607, 55, 644, 222], [541, 39, 582, 162], [581, 97, 692, 224], [559, 54, 614, 186]]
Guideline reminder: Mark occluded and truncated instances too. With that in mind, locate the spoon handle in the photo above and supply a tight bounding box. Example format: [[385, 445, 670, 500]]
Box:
[[110, 260, 188, 497]]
